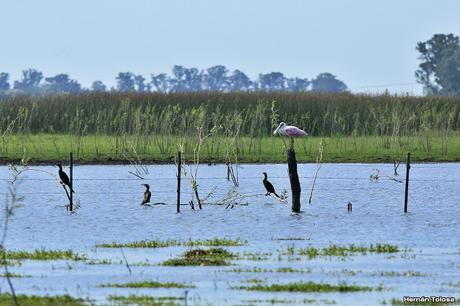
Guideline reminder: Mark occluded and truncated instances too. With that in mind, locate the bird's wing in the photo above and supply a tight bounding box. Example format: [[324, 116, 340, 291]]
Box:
[[284, 126, 308, 137]]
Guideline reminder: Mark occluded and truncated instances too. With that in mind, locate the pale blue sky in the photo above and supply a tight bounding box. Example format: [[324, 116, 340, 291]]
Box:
[[1, 0, 459, 94]]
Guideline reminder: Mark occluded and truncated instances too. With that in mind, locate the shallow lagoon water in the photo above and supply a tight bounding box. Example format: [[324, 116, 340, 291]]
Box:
[[1, 163, 459, 305]]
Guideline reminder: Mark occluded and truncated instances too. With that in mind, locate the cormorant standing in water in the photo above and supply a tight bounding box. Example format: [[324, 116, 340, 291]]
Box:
[[57, 163, 74, 193], [141, 184, 151, 205], [262, 172, 281, 199]]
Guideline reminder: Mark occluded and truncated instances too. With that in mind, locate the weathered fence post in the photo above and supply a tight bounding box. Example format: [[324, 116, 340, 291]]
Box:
[[69, 151, 73, 212], [404, 152, 411, 213], [288, 139, 301, 212], [177, 150, 181, 213], [226, 161, 230, 181]]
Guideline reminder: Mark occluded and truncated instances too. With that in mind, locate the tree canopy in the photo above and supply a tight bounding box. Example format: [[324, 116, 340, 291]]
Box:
[[415, 33, 460, 96]]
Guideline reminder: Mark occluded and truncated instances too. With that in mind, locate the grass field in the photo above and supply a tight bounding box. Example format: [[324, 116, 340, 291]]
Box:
[[1, 133, 459, 164]]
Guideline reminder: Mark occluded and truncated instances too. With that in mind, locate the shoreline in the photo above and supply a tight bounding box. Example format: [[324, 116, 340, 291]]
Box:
[[1, 157, 459, 166]]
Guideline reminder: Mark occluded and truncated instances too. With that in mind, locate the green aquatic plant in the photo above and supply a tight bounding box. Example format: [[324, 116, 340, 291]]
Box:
[[101, 281, 195, 289], [5, 249, 86, 261], [161, 248, 236, 266], [97, 237, 245, 248], [107, 295, 185, 306], [236, 281, 373, 292], [0, 293, 88, 306], [298, 243, 399, 258]]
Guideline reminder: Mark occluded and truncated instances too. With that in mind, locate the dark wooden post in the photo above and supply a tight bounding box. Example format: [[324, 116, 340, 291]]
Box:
[[69, 151, 73, 212], [226, 161, 230, 181], [404, 152, 411, 213], [288, 140, 301, 212], [177, 150, 181, 213]]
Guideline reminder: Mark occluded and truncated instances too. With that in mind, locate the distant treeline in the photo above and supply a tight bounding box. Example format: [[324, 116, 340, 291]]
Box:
[[0, 66, 347, 96], [0, 92, 458, 137]]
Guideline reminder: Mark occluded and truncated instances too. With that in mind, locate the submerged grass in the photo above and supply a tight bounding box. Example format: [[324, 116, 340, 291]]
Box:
[[161, 248, 236, 266], [107, 295, 184, 306], [101, 281, 195, 289], [298, 243, 399, 258], [0, 293, 87, 306], [5, 249, 86, 261], [97, 238, 245, 248], [237, 281, 373, 292], [0, 272, 30, 278]]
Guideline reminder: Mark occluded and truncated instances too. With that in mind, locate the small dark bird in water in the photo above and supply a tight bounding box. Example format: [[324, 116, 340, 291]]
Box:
[[347, 201, 352, 212], [141, 184, 151, 205], [262, 172, 281, 199], [57, 163, 74, 193]]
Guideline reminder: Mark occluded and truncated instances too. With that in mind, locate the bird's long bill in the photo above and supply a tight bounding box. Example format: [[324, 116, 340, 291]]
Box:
[[273, 127, 279, 135]]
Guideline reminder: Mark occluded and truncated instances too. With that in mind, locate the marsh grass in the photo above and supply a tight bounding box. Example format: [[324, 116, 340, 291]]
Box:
[[298, 243, 399, 258], [0, 293, 87, 306], [5, 249, 86, 261], [97, 238, 245, 248], [161, 248, 236, 266], [101, 281, 195, 289], [236, 281, 373, 292], [107, 295, 184, 306]]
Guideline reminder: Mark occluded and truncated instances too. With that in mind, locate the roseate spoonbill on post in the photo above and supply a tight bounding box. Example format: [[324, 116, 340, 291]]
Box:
[[274, 122, 308, 137], [273, 122, 308, 149]]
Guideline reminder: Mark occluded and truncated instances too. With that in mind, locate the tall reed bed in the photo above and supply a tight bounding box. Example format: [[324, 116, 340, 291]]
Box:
[[0, 92, 458, 136], [0, 92, 459, 161]]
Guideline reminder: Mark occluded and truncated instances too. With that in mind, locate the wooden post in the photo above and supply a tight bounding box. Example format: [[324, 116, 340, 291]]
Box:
[[69, 152, 73, 212], [404, 152, 411, 213], [177, 150, 181, 213], [288, 139, 301, 213], [226, 161, 230, 181]]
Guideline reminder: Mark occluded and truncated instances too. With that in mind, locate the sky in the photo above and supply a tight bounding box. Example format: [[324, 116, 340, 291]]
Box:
[[1, 0, 459, 95]]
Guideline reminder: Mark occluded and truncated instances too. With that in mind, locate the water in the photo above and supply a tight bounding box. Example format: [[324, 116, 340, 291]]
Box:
[[1, 163, 459, 305]]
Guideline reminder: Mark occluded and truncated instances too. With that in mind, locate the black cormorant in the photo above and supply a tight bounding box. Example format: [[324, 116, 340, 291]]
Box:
[[57, 163, 74, 193], [141, 184, 151, 205], [262, 172, 281, 199]]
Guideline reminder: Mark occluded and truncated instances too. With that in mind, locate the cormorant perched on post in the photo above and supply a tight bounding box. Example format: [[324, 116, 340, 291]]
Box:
[[57, 164, 74, 193], [141, 184, 151, 205], [262, 172, 281, 199]]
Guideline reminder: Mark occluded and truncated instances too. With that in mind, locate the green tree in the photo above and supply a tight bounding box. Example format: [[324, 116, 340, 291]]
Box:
[[415, 33, 459, 95], [311, 73, 347, 93]]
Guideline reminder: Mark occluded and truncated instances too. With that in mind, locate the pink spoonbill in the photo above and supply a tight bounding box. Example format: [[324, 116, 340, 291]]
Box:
[[274, 122, 308, 137]]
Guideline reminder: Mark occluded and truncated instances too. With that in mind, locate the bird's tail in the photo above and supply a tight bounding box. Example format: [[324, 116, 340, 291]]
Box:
[[71, 188, 75, 194], [273, 192, 281, 199]]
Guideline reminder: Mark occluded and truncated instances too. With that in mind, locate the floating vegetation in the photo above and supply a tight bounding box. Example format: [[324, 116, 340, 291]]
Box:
[[97, 237, 245, 248], [101, 281, 195, 289], [98, 239, 180, 248], [276, 267, 312, 273], [5, 249, 86, 261], [298, 243, 399, 258], [273, 237, 308, 241], [373, 270, 427, 277], [84, 258, 113, 265], [107, 295, 185, 306], [161, 248, 236, 266], [0, 272, 31, 278], [183, 238, 246, 247], [236, 281, 373, 292], [242, 251, 272, 261], [224, 267, 273, 273], [0, 293, 88, 306]]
